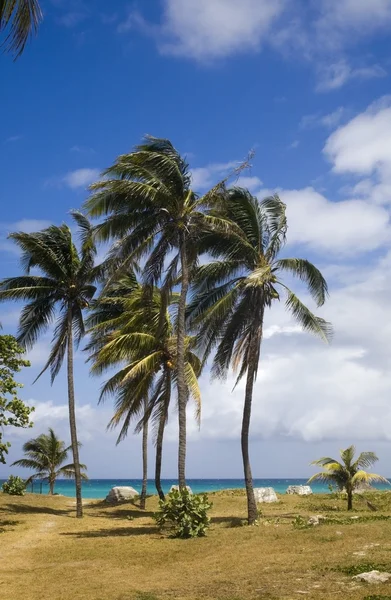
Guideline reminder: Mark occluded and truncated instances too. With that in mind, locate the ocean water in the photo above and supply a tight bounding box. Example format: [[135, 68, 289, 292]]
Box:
[[1, 478, 390, 498]]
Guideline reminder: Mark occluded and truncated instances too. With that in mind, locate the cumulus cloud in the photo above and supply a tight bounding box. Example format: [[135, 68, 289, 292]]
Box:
[[300, 107, 346, 130], [316, 60, 386, 92], [279, 187, 390, 254], [45, 168, 100, 190], [191, 161, 240, 190], [317, 0, 391, 40]]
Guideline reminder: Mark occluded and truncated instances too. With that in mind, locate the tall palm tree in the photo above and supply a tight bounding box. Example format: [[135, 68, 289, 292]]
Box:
[[309, 446, 389, 511], [188, 189, 332, 524], [87, 274, 202, 501], [0, 213, 98, 517], [12, 428, 88, 495], [85, 136, 230, 489], [0, 0, 42, 57]]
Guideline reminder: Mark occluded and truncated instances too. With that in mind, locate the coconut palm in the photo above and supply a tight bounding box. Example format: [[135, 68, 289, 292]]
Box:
[[0, 0, 42, 57], [85, 136, 232, 489], [187, 189, 332, 524], [309, 446, 389, 510], [12, 428, 88, 494], [87, 274, 202, 501], [0, 213, 98, 517]]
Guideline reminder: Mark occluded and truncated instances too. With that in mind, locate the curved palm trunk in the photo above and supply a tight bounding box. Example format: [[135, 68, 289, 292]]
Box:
[[242, 315, 263, 525], [155, 378, 171, 501], [140, 398, 148, 510], [177, 235, 189, 490], [67, 309, 83, 518]]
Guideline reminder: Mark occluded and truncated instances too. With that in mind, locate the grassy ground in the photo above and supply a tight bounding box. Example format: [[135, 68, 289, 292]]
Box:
[[2, 490, 391, 600]]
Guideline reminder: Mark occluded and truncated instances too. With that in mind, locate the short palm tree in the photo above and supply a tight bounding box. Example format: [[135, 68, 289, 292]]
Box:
[[85, 136, 230, 489], [0, 0, 42, 57], [0, 213, 98, 517], [87, 273, 202, 501], [188, 189, 332, 524], [12, 428, 88, 495], [309, 446, 389, 510]]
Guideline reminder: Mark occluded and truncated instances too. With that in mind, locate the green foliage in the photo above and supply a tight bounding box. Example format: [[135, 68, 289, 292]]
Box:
[[0, 0, 43, 58], [2, 475, 26, 495], [292, 515, 310, 530], [154, 489, 212, 539], [364, 596, 391, 600], [12, 428, 88, 493], [333, 562, 390, 576], [0, 334, 33, 464]]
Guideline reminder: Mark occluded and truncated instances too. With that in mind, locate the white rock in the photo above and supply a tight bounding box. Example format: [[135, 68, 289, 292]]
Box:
[[352, 570, 391, 584], [105, 486, 139, 503], [254, 487, 278, 503], [307, 515, 327, 526], [169, 485, 193, 494], [286, 485, 313, 496]]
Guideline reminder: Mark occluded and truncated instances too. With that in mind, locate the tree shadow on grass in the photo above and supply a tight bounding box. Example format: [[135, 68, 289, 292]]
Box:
[[61, 525, 158, 538], [86, 500, 155, 520], [0, 518, 23, 532], [0, 503, 71, 516]]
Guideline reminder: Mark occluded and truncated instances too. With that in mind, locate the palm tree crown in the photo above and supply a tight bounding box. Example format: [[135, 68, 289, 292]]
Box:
[[12, 428, 87, 494], [0, 212, 98, 518], [85, 136, 229, 489], [0, 0, 42, 57], [87, 273, 202, 500], [188, 189, 332, 523], [309, 445, 389, 510]]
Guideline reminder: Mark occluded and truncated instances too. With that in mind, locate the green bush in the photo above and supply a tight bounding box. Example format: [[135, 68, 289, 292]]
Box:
[[2, 475, 26, 496], [154, 489, 212, 539]]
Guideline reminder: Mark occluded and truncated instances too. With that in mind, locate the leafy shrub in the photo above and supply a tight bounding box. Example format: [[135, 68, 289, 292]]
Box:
[[2, 475, 26, 496], [292, 515, 310, 530], [154, 489, 212, 539], [333, 563, 390, 576]]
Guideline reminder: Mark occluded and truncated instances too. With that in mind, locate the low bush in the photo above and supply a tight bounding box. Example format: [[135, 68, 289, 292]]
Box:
[[154, 488, 212, 539], [2, 475, 26, 496]]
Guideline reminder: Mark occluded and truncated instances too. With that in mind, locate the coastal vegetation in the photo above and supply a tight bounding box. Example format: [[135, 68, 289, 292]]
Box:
[[0, 334, 32, 463], [0, 213, 99, 517], [2, 489, 391, 599], [11, 428, 88, 495], [309, 446, 389, 511]]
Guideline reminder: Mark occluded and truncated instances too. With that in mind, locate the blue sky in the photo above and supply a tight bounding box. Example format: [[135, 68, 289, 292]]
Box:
[[2, 0, 391, 481]]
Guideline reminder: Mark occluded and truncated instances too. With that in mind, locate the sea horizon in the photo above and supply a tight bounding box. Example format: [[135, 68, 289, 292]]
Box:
[[2, 478, 390, 499]]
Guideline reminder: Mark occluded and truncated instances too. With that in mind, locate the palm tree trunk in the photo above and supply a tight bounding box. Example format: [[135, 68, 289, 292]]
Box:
[[155, 378, 171, 501], [177, 234, 189, 490], [347, 487, 353, 511], [49, 476, 54, 495], [242, 317, 263, 525], [67, 308, 83, 518], [140, 398, 148, 510]]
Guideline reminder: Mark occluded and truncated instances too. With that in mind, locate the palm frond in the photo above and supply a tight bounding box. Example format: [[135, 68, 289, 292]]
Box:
[[283, 286, 332, 342], [274, 258, 328, 307], [1, 0, 42, 58]]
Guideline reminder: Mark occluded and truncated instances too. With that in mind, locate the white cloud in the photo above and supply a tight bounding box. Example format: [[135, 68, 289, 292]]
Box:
[[191, 161, 239, 190], [288, 140, 300, 150], [4, 134, 23, 143], [316, 60, 386, 92], [276, 187, 390, 254], [121, 0, 286, 61], [45, 168, 100, 190], [325, 96, 391, 176], [0, 219, 52, 255], [62, 168, 100, 189], [300, 107, 346, 130], [317, 0, 391, 39]]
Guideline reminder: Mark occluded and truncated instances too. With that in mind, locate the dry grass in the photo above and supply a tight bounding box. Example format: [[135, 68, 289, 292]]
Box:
[[2, 490, 391, 599]]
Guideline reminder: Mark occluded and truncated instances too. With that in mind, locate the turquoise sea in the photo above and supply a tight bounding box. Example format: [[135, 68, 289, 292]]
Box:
[[1, 478, 390, 498]]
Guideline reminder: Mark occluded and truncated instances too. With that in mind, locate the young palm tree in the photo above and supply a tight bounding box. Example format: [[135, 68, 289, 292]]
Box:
[[188, 189, 332, 524], [0, 213, 98, 517], [85, 136, 230, 489], [87, 274, 202, 501], [309, 446, 389, 511], [12, 428, 88, 495], [0, 0, 42, 57]]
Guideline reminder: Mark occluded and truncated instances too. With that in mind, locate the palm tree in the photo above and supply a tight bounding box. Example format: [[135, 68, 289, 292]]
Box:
[[12, 428, 88, 494], [309, 446, 389, 510], [0, 213, 98, 517], [0, 0, 42, 58], [187, 189, 332, 524], [85, 136, 231, 489], [87, 274, 201, 501]]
